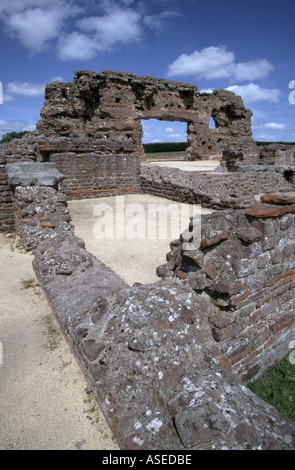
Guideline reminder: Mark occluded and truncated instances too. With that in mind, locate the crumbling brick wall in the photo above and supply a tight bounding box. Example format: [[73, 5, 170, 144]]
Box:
[[141, 165, 295, 210], [158, 196, 295, 382], [221, 142, 295, 171], [0, 138, 38, 232], [0, 165, 14, 232], [35, 70, 255, 161], [0, 134, 141, 206]]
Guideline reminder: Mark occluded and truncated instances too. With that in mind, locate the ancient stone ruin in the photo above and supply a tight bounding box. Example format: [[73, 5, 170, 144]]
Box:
[[1, 70, 295, 450], [36, 69, 255, 161]]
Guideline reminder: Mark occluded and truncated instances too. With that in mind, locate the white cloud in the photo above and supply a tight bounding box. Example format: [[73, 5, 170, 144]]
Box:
[[58, 32, 100, 61], [144, 10, 180, 32], [0, 1, 180, 60], [6, 81, 45, 99], [265, 122, 286, 130], [255, 133, 280, 141], [165, 128, 174, 133], [0, 119, 36, 138], [200, 88, 214, 94], [58, 6, 143, 60], [167, 133, 182, 139], [79, 8, 142, 48], [167, 46, 235, 80], [234, 59, 273, 81], [167, 46, 273, 82], [2, 2, 82, 54], [5, 8, 62, 52], [226, 83, 281, 104], [4, 77, 65, 102], [0, 0, 59, 15], [50, 76, 65, 83]]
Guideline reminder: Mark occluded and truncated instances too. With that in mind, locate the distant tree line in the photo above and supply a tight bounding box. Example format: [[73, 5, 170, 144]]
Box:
[[143, 141, 295, 153], [0, 131, 29, 144], [255, 141, 295, 146], [143, 142, 188, 153]]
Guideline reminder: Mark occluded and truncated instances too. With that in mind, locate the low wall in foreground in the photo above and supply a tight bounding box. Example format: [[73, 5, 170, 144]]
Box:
[[7, 163, 295, 450]]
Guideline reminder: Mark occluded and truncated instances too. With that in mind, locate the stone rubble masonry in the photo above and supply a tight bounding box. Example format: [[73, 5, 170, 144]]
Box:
[[0, 133, 141, 206], [35, 69, 255, 161], [6, 162, 72, 251], [141, 165, 295, 210], [0, 164, 15, 232], [221, 142, 295, 172], [158, 195, 295, 383], [10, 163, 295, 450]]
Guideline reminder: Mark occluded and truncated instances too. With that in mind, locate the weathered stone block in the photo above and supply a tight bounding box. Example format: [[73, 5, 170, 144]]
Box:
[[233, 258, 257, 278], [236, 228, 262, 244]]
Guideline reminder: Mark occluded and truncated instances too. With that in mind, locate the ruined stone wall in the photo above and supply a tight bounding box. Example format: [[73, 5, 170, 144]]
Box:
[[0, 138, 38, 232], [6, 162, 71, 249], [141, 166, 295, 210], [0, 134, 141, 208], [158, 197, 295, 382], [36, 70, 255, 161], [10, 164, 295, 449], [0, 165, 14, 232], [221, 142, 295, 172]]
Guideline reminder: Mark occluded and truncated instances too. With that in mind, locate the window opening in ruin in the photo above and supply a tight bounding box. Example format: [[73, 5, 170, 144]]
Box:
[[141, 119, 188, 154], [40, 151, 51, 162], [209, 116, 216, 130], [283, 169, 294, 181]]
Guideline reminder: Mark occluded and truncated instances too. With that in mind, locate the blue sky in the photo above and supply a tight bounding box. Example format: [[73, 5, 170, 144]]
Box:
[[0, 0, 294, 143]]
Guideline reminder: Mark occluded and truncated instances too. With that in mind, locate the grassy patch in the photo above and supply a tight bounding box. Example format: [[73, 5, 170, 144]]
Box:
[[83, 387, 100, 424], [7, 231, 26, 254], [21, 275, 41, 296], [248, 355, 295, 422], [21, 276, 39, 290], [42, 313, 62, 351]]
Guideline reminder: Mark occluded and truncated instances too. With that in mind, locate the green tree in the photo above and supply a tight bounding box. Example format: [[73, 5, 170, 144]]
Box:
[[0, 131, 29, 144]]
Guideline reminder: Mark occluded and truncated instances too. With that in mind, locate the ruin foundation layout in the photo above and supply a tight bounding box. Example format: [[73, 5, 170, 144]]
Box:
[[1, 70, 295, 450]]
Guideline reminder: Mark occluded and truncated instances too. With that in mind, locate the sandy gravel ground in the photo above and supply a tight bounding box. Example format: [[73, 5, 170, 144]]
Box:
[[142, 160, 220, 172], [68, 194, 212, 286], [0, 234, 118, 450]]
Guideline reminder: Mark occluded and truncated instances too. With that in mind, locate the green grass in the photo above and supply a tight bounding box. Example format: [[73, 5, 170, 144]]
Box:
[[248, 355, 295, 422]]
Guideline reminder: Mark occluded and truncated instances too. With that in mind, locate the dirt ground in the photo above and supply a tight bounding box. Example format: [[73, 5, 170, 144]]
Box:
[[142, 159, 220, 172], [68, 194, 212, 286], [0, 234, 118, 450]]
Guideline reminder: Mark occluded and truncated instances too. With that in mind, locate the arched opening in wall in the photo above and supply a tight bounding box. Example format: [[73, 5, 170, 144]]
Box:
[[141, 119, 188, 159], [209, 116, 217, 130]]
